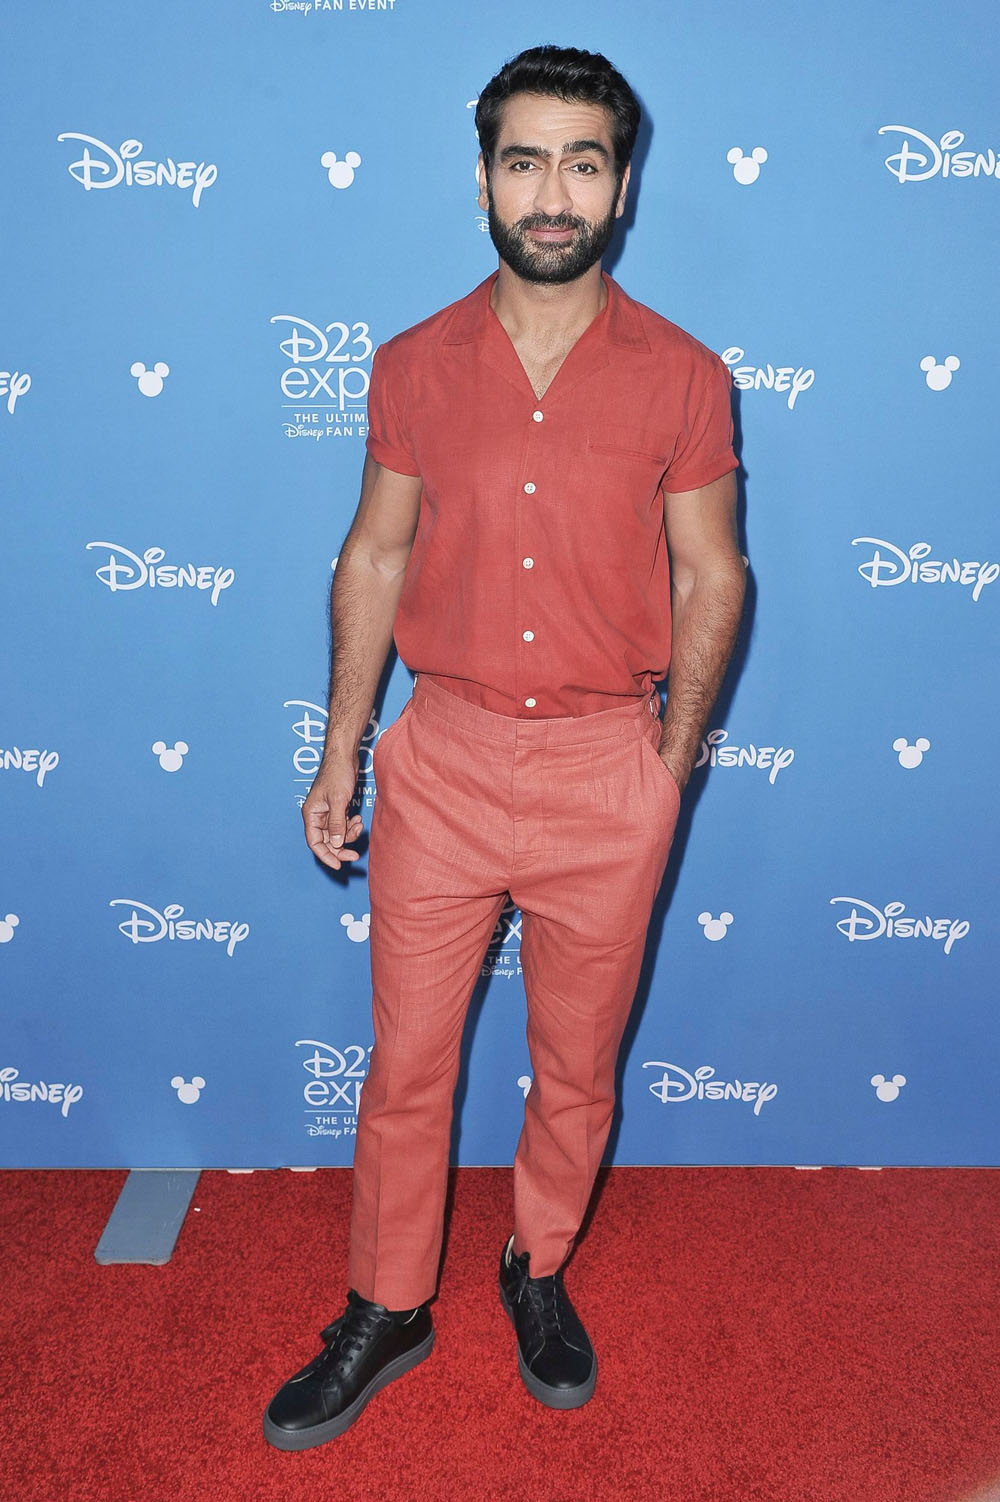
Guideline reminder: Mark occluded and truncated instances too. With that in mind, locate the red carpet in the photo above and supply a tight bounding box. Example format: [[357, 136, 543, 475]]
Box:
[[3, 1166, 1000, 1501]]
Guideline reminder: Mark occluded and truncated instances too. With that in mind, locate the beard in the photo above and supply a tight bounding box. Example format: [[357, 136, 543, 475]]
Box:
[[485, 180, 620, 285]]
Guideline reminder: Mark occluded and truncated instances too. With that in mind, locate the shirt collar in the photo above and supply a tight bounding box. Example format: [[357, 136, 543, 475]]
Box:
[[442, 268, 651, 353]]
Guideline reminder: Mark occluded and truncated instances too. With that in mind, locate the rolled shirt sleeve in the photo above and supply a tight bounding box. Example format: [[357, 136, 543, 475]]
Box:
[[663, 355, 739, 494], [365, 342, 421, 476]]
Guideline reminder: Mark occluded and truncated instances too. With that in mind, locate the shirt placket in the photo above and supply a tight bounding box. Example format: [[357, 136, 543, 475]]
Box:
[[516, 402, 548, 714]]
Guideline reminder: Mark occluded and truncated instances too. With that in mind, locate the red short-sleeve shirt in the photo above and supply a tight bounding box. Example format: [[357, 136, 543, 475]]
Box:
[[366, 268, 738, 718]]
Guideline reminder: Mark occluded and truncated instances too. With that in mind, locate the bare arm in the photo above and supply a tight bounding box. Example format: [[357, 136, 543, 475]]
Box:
[[323, 453, 422, 757], [303, 454, 422, 869], [658, 469, 745, 793]]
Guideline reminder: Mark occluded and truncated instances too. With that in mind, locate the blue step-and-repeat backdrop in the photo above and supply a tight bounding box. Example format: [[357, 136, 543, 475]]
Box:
[[2, 1, 997, 1168]]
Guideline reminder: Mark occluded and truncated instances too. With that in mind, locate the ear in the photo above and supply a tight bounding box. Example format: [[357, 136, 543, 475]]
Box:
[[476, 152, 489, 211], [614, 161, 631, 218]]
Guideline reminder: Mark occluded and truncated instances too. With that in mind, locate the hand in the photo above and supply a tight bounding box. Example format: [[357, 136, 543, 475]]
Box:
[[302, 757, 365, 871]]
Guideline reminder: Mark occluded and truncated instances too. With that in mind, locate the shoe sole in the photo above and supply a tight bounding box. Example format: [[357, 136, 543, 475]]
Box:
[[262, 1328, 435, 1451], [498, 1278, 597, 1410]]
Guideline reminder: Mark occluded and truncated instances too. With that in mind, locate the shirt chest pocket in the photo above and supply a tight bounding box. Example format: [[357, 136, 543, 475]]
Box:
[[587, 427, 671, 469], [567, 429, 671, 576]]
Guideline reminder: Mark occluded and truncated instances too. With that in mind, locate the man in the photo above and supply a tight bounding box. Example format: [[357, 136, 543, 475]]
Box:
[[264, 44, 744, 1450]]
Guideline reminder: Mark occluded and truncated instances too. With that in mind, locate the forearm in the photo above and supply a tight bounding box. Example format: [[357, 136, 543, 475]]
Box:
[[659, 562, 746, 783], [322, 537, 407, 761]]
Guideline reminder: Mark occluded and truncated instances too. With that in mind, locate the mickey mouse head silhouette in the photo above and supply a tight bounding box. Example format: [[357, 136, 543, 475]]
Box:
[[893, 736, 930, 769], [919, 355, 960, 391], [321, 151, 362, 190], [130, 361, 170, 397], [871, 1073, 906, 1102], [171, 1075, 206, 1104], [698, 911, 734, 942], [727, 146, 768, 185], [152, 740, 189, 772], [341, 912, 371, 943]]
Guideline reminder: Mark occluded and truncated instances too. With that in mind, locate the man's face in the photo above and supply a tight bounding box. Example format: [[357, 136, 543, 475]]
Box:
[[477, 92, 630, 285]]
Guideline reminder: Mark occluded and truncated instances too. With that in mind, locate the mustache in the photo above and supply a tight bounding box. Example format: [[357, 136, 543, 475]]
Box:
[[517, 216, 585, 232]]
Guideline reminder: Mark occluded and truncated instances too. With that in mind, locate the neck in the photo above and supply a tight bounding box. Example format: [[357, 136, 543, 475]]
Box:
[[489, 262, 607, 340]]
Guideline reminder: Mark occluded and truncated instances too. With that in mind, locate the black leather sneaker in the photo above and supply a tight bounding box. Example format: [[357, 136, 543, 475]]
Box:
[[497, 1233, 597, 1409], [263, 1288, 434, 1450]]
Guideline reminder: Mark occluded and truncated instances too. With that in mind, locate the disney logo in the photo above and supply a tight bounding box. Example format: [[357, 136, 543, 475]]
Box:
[[695, 730, 793, 784], [719, 347, 815, 411], [0, 370, 30, 414], [830, 898, 969, 955], [1, 747, 59, 788], [642, 1062, 777, 1116], [56, 134, 217, 207], [110, 901, 250, 956], [85, 543, 235, 606], [851, 538, 998, 602], [878, 127, 1000, 184], [0, 1066, 83, 1118]]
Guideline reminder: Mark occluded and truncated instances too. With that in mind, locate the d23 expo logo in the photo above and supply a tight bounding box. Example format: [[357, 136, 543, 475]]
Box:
[[297, 1038, 371, 1139], [482, 897, 522, 980], [284, 698, 385, 808], [271, 316, 373, 440], [270, 1, 400, 15]]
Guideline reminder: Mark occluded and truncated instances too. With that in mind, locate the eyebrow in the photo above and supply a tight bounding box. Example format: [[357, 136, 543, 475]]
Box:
[[498, 139, 610, 163]]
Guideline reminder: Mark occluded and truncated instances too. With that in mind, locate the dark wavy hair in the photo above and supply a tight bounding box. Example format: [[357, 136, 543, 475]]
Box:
[[475, 45, 641, 185]]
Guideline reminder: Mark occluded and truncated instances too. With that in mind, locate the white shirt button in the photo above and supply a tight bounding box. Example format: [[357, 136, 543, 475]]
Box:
[[532, 411, 544, 422], [523, 482, 536, 494], [524, 697, 536, 708], [522, 630, 534, 641], [522, 557, 534, 569]]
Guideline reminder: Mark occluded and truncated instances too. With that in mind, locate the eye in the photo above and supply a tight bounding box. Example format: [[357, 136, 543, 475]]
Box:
[[570, 162, 599, 174]]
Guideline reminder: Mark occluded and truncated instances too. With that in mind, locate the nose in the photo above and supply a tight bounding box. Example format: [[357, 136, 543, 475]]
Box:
[[532, 165, 573, 220]]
